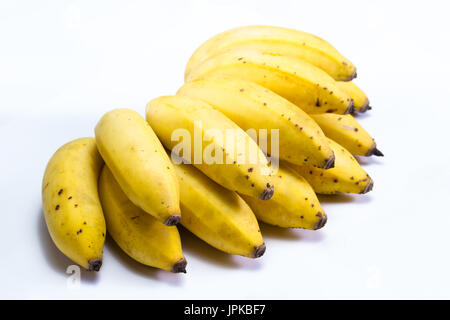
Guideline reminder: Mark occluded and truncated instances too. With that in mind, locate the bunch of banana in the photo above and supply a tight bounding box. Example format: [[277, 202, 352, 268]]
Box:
[[186, 48, 354, 115], [177, 78, 335, 168], [185, 25, 356, 81], [41, 25, 382, 275]]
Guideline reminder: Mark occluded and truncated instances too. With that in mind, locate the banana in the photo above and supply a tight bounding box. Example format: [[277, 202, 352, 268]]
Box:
[[240, 164, 326, 230], [310, 113, 383, 157], [99, 166, 186, 273], [287, 138, 373, 194], [95, 108, 181, 226], [336, 81, 370, 112], [177, 78, 335, 168], [185, 25, 356, 81], [186, 48, 353, 114], [146, 96, 275, 200], [172, 159, 265, 258], [42, 138, 106, 271]]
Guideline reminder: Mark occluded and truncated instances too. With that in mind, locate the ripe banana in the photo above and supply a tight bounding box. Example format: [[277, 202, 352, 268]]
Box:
[[310, 113, 383, 157], [336, 81, 370, 112], [42, 138, 106, 271], [177, 78, 335, 168], [95, 108, 180, 226], [185, 25, 356, 81], [172, 159, 265, 258], [186, 48, 353, 114], [287, 138, 373, 194], [240, 164, 326, 230], [99, 166, 186, 273], [146, 96, 275, 200]]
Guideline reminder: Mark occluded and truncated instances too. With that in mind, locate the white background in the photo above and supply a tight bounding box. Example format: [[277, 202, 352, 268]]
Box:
[[1, 0, 450, 299]]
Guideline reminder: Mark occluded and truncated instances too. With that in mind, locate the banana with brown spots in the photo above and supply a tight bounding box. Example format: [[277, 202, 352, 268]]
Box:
[[42, 138, 106, 271], [172, 159, 265, 258], [99, 166, 186, 273], [336, 81, 371, 113], [186, 48, 354, 115], [287, 138, 374, 194], [95, 108, 181, 226], [310, 113, 383, 157], [240, 164, 327, 230]]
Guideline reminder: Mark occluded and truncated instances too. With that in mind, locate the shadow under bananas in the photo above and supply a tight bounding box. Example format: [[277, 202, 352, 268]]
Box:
[[258, 222, 324, 242], [318, 193, 373, 205], [352, 111, 372, 121], [178, 226, 263, 271], [354, 155, 384, 166], [37, 208, 100, 285], [318, 193, 355, 204]]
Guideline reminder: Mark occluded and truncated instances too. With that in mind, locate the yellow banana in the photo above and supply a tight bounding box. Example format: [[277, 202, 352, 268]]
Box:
[[42, 138, 105, 271], [187, 48, 353, 115], [95, 108, 180, 226], [172, 159, 265, 258], [185, 25, 356, 81], [99, 166, 186, 273], [288, 138, 373, 194], [336, 81, 370, 112], [310, 113, 383, 157], [146, 96, 275, 200], [177, 78, 335, 168], [240, 164, 326, 230]]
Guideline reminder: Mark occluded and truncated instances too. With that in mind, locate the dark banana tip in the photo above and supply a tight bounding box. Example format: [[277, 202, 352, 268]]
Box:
[[88, 258, 102, 272], [372, 148, 384, 157], [344, 100, 355, 114], [346, 69, 357, 81], [164, 214, 181, 226], [259, 185, 274, 200], [360, 179, 374, 194], [252, 243, 266, 258], [323, 154, 335, 169], [314, 212, 328, 230], [358, 99, 371, 113], [366, 144, 384, 157], [171, 258, 187, 273]]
